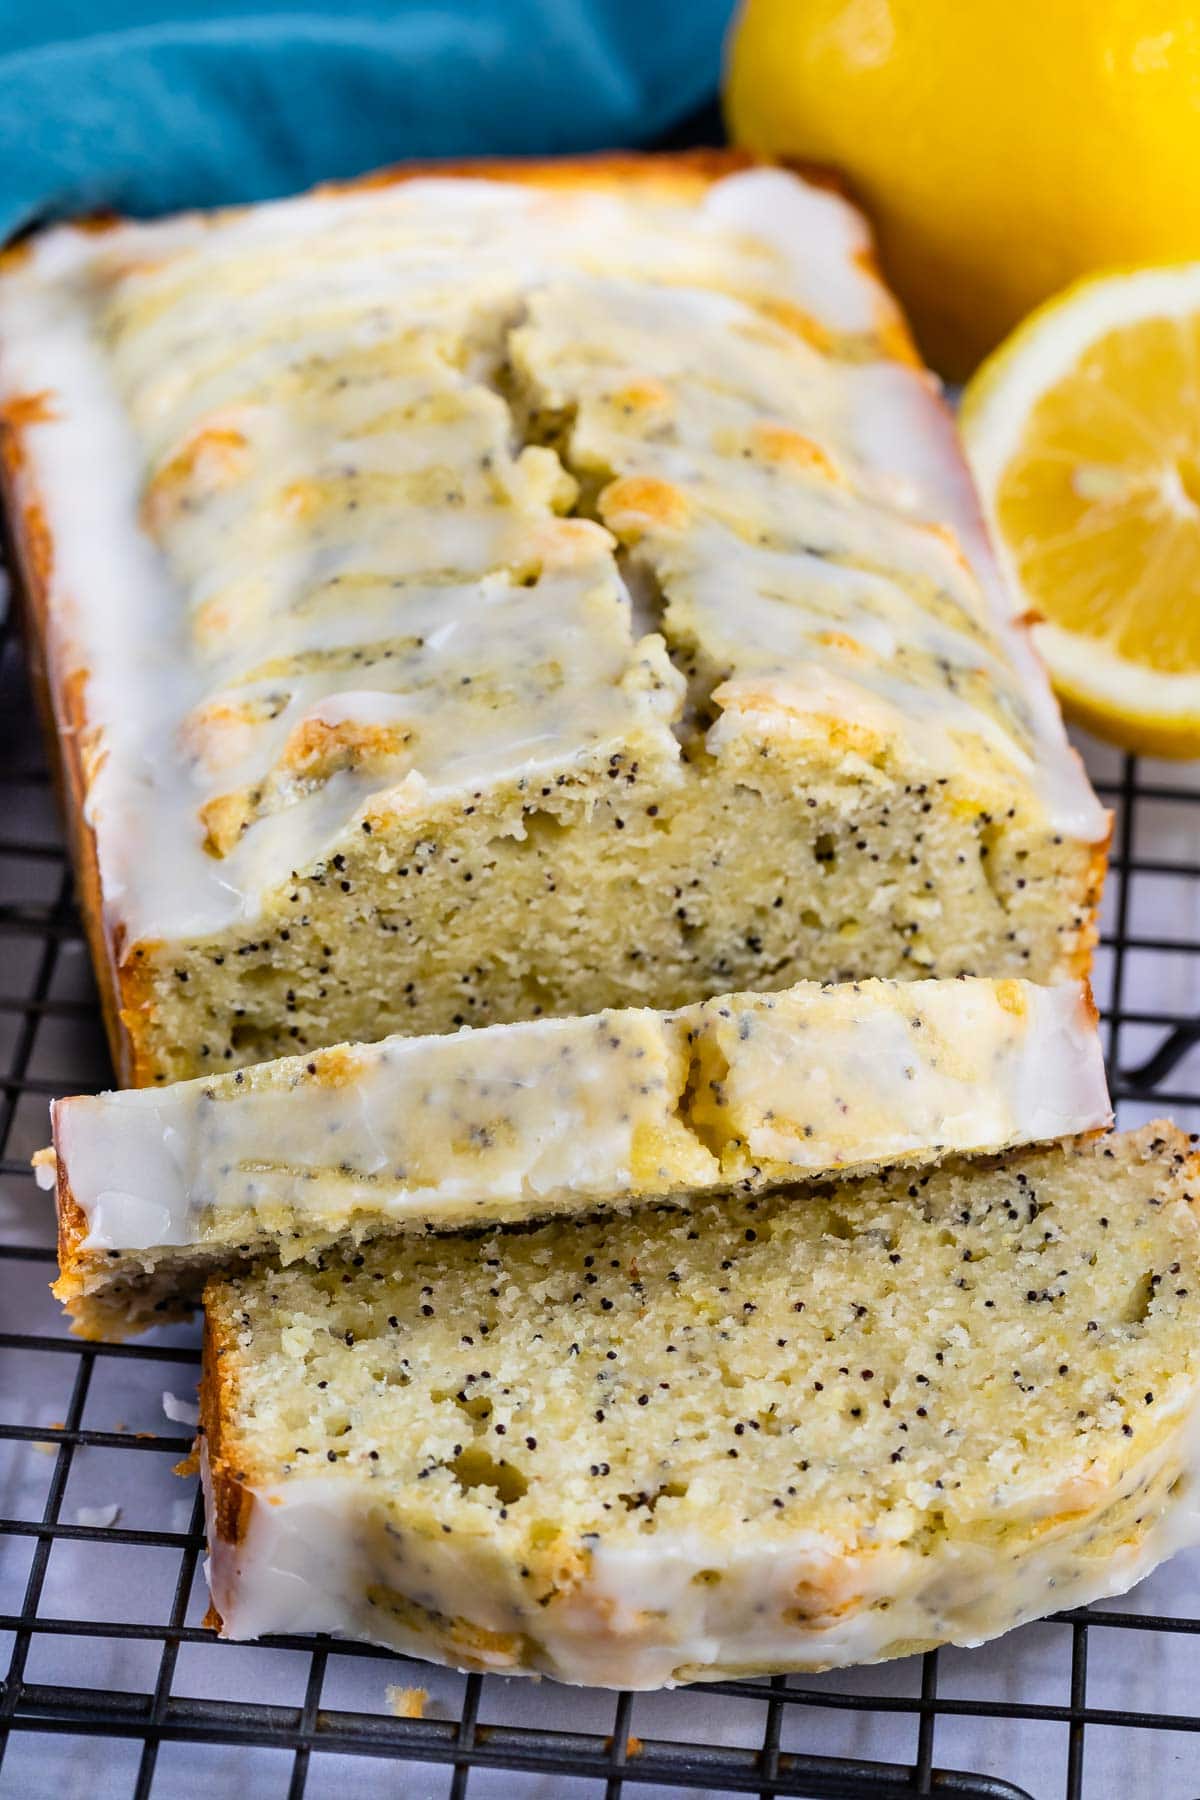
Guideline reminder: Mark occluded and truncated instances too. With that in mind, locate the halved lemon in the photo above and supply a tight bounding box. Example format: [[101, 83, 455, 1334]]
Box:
[[962, 266, 1200, 758]]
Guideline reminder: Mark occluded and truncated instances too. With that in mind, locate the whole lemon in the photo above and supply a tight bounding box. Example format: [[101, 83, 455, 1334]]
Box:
[[725, 0, 1200, 378]]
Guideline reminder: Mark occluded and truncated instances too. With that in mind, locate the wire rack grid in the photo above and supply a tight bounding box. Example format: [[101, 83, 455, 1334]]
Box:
[[3, 582, 1200, 1800]]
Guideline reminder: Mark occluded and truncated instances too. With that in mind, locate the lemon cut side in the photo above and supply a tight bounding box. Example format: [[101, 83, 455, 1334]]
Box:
[[963, 266, 1200, 757]]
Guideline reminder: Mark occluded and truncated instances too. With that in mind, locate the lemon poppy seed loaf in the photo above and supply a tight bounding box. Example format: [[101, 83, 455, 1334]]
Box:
[[48, 974, 1106, 1337], [201, 1124, 1200, 1687], [0, 152, 1106, 1087]]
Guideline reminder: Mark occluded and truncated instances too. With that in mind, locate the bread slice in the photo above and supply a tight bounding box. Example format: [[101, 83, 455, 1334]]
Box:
[[0, 152, 1107, 1087], [200, 1124, 1200, 1688], [46, 975, 1106, 1338]]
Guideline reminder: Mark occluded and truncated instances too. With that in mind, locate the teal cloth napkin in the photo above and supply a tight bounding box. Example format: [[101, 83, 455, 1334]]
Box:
[[0, 1, 734, 238]]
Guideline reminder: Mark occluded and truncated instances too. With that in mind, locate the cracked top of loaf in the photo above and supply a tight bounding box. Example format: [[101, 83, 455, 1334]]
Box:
[[0, 153, 1105, 944]]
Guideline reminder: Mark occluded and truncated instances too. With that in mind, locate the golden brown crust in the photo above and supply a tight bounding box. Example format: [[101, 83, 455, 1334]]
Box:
[[49, 1151, 147, 1341], [51, 1156, 145, 1340], [198, 1304, 232, 1632], [0, 403, 142, 1086], [199, 1296, 259, 1568], [320, 146, 759, 198], [51, 1160, 89, 1309], [0, 214, 123, 274]]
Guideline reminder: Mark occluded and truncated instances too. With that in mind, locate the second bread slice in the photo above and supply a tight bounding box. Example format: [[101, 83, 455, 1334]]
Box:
[[47, 975, 1106, 1337]]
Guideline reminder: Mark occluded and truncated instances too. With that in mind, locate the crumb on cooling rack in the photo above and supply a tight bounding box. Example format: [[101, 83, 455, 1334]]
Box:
[[385, 1685, 428, 1720]]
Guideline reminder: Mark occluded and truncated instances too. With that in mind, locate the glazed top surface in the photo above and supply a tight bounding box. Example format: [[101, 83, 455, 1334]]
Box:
[[0, 165, 1105, 942]]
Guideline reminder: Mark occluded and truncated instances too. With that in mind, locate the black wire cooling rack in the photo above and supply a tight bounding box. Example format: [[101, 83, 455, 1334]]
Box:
[[3, 583, 1200, 1800]]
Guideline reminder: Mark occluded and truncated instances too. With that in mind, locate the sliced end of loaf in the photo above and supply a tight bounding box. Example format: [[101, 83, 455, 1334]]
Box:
[[201, 1124, 1200, 1686]]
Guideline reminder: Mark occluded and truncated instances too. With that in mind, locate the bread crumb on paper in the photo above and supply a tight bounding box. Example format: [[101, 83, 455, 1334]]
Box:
[[74, 1503, 120, 1529], [162, 1390, 200, 1427], [32, 1421, 65, 1454]]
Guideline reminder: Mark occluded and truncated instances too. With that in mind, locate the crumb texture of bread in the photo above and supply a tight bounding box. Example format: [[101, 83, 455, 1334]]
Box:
[[0, 158, 1106, 1085], [51, 975, 1108, 1337], [201, 1125, 1200, 1688]]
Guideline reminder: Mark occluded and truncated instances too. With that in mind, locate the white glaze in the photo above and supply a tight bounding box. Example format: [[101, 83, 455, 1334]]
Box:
[[52, 977, 1108, 1256], [202, 1381, 1200, 1689], [700, 168, 893, 337], [514, 278, 1102, 838], [689, 977, 1107, 1169], [0, 168, 1105, 958]]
